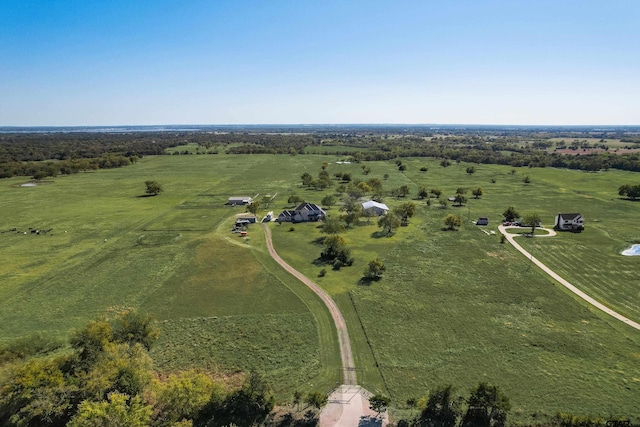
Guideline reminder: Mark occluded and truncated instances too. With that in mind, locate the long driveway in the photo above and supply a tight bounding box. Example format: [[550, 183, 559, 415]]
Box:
[[499, 225, 640, 331], [262, 224, 357, 385]]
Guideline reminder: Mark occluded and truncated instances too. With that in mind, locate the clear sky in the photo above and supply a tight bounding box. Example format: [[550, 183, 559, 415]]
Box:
[[1, 0, 638, 126]]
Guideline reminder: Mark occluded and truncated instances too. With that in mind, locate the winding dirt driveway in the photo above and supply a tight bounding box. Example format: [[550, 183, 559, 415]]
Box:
[[262, 224, 357, 385], [499, 225, 640, 331]]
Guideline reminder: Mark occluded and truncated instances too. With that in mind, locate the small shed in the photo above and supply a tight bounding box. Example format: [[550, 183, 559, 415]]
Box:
[[227, 196, 253, 206]]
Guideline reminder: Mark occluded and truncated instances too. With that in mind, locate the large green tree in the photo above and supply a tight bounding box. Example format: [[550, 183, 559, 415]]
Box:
[[460, 383, 510, 427], [378, 213, 401, 236], [502, 206, 520, 222], [415, 385, 460, 427], [618, 184, 640, 200], [522, 212, 541, 234], [444, 214, 462, 230], [144, 180, 163, 196], [364, 258, 386, 280]]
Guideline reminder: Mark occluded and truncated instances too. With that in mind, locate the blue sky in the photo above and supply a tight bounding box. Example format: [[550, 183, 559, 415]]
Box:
[[1, 1, 638, 125]]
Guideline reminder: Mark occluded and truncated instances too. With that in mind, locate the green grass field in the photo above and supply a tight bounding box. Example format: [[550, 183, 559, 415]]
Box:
[[1, 153, 640, 421]]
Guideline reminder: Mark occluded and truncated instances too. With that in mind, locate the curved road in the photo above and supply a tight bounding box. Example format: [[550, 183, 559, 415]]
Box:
[[262, 224, 357, 385], [499, 225, 640, 331]]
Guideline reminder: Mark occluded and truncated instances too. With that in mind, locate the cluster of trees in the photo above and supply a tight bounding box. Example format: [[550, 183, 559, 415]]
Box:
[[398, 383, 511, 427], [320, 234, 354, 270], [0, 311, 275, 427], [618, 184, 640, 200]]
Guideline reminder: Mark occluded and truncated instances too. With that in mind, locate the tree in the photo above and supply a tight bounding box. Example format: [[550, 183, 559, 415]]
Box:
[[68, 393, 152, 427], [472, 187, 483, 199], [322, 217, 345, 234], [502, 206, 520, 222], [111, 309, 159, 351], [420, 166, 429, 172], [455, 187, 466, 195], [444, 214, 462, 230], [321, 235, 353, 266], [151, 370, 218, 426], [416, 385, 460, 427], [466, 166, 475, 174], [341, 195, 361, 213], [398, 164, 407, 172], [454, 194, 467, 207], [523, 175, 531, 184], [0, 358, 74, 427], [342, 210, 361, 228], [618, 184, 640, 200], [145, 180, 163, 196], [367, 177, 383, 194], [418, 186, 429, 199], [460, 383, 510, 427], [288, 194, 303, 205], [431, 188, 442, 198], [246, 201, 261, 215], [522, 212, 541, 234], [395, 185, 410, 198], [395, 202, 416, 224], [217, 371, 275, 427], [301, 172, 313, 186], [378, 213, 401, 236], [369, 394, 390, 415], [365, 258, 386, 280], [321, 195, 336, 208], [70, 318, 113, 369], [305, 391, 328, 410]]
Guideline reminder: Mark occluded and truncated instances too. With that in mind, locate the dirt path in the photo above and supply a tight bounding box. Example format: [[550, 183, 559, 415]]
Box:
[[262, 224, 357, 385], [499, 225, 640, 331], [319, 385, 388, 427]]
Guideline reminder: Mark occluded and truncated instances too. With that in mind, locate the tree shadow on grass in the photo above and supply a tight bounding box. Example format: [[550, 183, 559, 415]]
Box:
[[311, 237, 325, 245], [358, 276, 380, 286], [370, 230, 393, 239], [136, 194, 157, 198]]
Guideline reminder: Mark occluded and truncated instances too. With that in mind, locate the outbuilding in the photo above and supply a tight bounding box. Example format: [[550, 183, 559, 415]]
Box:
[[227, 196, 253, 206], [362, 200, 389, 216]]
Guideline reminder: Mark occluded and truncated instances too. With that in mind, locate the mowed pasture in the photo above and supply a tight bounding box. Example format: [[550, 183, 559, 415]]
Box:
[[1, 153, 640, 421]]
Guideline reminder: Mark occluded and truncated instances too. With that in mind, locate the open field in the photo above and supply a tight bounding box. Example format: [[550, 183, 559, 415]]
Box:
[[0, 154, 343, 396], [1, 153, 640, 421]]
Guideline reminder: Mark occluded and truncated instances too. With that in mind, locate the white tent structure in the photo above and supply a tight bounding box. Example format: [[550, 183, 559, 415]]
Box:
[[362, 200, 389, 216]]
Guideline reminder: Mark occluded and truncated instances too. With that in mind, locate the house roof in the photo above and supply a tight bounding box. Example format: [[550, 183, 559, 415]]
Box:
[[362, 200, 389, 211], [278, 210, 296, 218], [229, 196, 252, 200], [295, 202, 325, 213], [558, 213, 582, 220]]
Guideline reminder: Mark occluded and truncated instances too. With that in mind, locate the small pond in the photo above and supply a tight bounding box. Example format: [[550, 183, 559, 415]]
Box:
[[621, 244, 640, 256]]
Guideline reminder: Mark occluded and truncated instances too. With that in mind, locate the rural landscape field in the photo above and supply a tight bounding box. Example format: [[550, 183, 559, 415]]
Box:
[[1, 129, 639, 425]]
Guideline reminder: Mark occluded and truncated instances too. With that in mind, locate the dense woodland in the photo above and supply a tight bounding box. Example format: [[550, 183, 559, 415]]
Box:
[[1, 127, 640, 180]]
